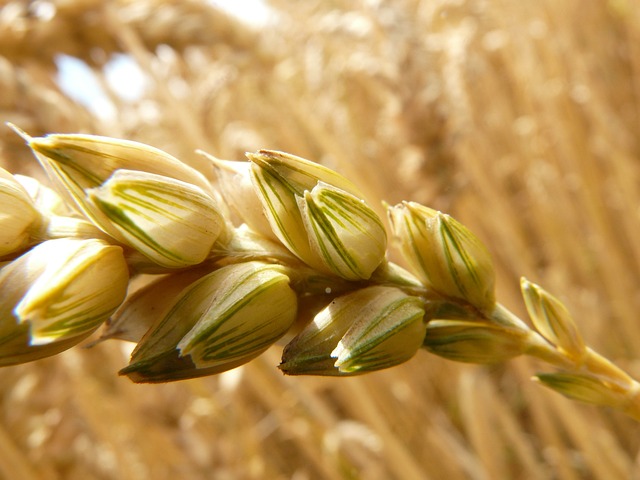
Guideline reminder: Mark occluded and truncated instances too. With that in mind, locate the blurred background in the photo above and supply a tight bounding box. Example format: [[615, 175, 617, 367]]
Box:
[[1, 0, 640, 478]]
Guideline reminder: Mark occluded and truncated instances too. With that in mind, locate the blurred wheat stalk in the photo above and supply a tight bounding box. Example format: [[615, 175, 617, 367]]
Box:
[[1, 0, 640, 479]]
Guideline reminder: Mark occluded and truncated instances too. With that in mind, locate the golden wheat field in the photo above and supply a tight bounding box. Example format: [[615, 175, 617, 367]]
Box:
[[1, 0, 640, 478]]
